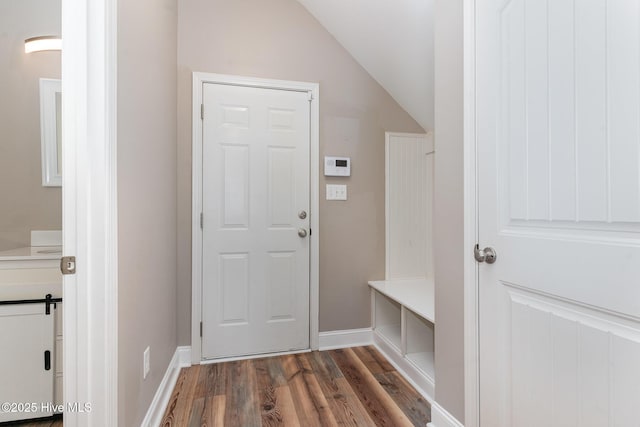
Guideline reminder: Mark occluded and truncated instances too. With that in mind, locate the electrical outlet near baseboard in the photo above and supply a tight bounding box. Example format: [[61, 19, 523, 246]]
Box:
[[143, 346, 150, 379]]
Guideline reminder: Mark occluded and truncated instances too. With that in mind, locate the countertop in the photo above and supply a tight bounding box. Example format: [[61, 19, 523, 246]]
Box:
[[0, 246, 63, 261], [0, 247, 63, 299]]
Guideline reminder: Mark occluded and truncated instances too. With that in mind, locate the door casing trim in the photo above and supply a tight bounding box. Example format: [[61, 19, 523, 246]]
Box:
[[63, 0, 118, 424], [463, 0, 480, 426], [190, 72, 320, 364]]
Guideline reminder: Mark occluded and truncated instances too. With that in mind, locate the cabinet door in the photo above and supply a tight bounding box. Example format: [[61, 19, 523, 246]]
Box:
[[0, 303, 54, 422]]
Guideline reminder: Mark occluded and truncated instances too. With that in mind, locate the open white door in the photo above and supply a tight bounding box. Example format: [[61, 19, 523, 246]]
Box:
[[477, 0, 640, 425], [63, 0, 118, 425]]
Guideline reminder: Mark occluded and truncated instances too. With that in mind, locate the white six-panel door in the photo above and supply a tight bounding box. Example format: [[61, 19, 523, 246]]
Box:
[[201, 83, 311, 359], [477, 0, 640, 425]]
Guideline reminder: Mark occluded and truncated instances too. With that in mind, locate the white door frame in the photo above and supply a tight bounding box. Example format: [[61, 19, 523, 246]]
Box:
[[191, 72, 320, 364], [463, 0, 480, 426], [62, 0, 118, 425]]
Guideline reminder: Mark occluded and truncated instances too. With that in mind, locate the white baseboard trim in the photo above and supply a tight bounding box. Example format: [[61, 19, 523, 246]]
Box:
[[177, 345, 192, 367], [318, 328, 373, 350], [427, 401, 464, 427], [141, 346, 192, 427]]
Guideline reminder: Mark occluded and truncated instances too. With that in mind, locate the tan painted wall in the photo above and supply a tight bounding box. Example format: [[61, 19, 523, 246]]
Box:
[[434, 0, 465, 422], [176, 0, 424, 344], [117, 0, 178, 425], [0, 0, 61, 251]]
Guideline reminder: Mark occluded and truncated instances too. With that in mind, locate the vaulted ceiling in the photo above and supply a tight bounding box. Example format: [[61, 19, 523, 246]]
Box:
[[296, 0, 434, 131]]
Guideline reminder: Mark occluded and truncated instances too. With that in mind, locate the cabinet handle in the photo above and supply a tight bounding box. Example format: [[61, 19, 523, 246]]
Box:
[[44, 350, 51, 371]]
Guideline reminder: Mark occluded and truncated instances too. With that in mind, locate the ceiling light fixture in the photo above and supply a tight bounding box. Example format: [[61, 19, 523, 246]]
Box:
[[25, 36, 62, 53]]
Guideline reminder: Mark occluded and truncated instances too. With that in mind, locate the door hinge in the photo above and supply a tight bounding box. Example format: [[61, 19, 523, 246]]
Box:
[[200, 321, 203, 337], [308, 91, 313, 101], [200, 212, 204, 229], [60, 256, 76, 275], [201, 103, 204, 120]]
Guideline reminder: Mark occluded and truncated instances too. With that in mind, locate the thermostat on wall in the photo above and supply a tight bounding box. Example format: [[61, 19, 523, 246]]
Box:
[[324, 156, 351, 176]]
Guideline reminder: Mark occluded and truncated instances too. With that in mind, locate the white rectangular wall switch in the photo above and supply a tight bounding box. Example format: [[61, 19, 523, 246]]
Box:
[[326, 184, 347, 201]]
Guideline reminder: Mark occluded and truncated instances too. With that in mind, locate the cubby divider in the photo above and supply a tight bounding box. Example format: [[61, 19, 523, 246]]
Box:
[[369, 278, 435, 399]]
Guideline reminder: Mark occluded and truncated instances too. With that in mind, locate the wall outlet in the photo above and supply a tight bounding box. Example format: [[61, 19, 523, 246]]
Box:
[[143, 346, 150, 379], [326, 184, 347, 201]]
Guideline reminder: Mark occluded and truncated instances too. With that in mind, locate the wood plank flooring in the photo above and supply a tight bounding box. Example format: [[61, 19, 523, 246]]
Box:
[[161, 346, 431, 427], [3, 414, 62, 426]]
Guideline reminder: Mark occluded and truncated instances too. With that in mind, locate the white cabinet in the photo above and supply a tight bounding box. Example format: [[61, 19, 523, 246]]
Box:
[[0, 303, 55, 422], [0, 257, 63, 421], [369, 278, 435, 398]]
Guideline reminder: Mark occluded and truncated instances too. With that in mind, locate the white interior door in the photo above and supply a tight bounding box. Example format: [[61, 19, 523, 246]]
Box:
[[477, 0, 640, 425], [201, 83, 310, 359]]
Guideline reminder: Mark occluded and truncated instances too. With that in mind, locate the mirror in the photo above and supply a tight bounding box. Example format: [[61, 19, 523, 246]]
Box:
[[40, 78, 62, 187], [0, 1, 62, 251]]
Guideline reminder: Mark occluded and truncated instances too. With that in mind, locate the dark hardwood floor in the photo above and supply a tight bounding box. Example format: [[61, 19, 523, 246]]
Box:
[[161, 346, 431, 426], [2, 415, 62, 427]]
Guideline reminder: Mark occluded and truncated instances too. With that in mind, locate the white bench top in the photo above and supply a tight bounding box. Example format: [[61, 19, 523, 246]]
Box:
[[368, 278, 435, 323]]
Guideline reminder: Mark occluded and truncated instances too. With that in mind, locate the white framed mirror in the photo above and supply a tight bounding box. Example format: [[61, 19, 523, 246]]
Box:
[[39, 78, 62, 187]]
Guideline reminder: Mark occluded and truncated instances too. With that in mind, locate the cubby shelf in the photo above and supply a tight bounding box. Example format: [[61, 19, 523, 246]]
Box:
[[369, 278, 435, 399], [368, 278, 434, 323]]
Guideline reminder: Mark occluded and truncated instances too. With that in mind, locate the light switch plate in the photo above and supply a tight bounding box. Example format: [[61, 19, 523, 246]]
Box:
[[326, 184, 347, 201]]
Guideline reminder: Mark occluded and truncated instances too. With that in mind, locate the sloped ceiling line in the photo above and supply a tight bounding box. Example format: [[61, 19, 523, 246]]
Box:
[[296, 0, 434, 131]]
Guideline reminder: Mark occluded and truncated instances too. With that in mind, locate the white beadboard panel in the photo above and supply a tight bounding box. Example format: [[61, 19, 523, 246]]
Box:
[[524, 0, 550, 221], [511, 300, 554, 424], [222, 145, 250, 228], [510, 300, 530, 426], [502, 0, 640, 230], [607, 0, 640, 223], [220, 253, 250, 325], [548, 0, 577, 222], [268, 148, 295, 227], [502, 0, 528, 221], [551, 315, 579, 426], [611, 335, 640, 426], [508, 289, 640, 427], [575, 0, 608, 223], [385, 133, 432, 280], [579, 327, 609, 427], [266, 251, 296, 322]]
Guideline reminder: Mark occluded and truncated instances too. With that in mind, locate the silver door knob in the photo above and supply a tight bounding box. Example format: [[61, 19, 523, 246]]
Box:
[[298, 228, 308, 238], [474, 244, 497, 264], [298, 210, 307, 219]]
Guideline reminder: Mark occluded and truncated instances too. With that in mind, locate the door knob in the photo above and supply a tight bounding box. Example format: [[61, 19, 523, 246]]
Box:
[[298, 228, 308, 238], [474, 244, 497, 264], [298, 210, 307, 219]]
